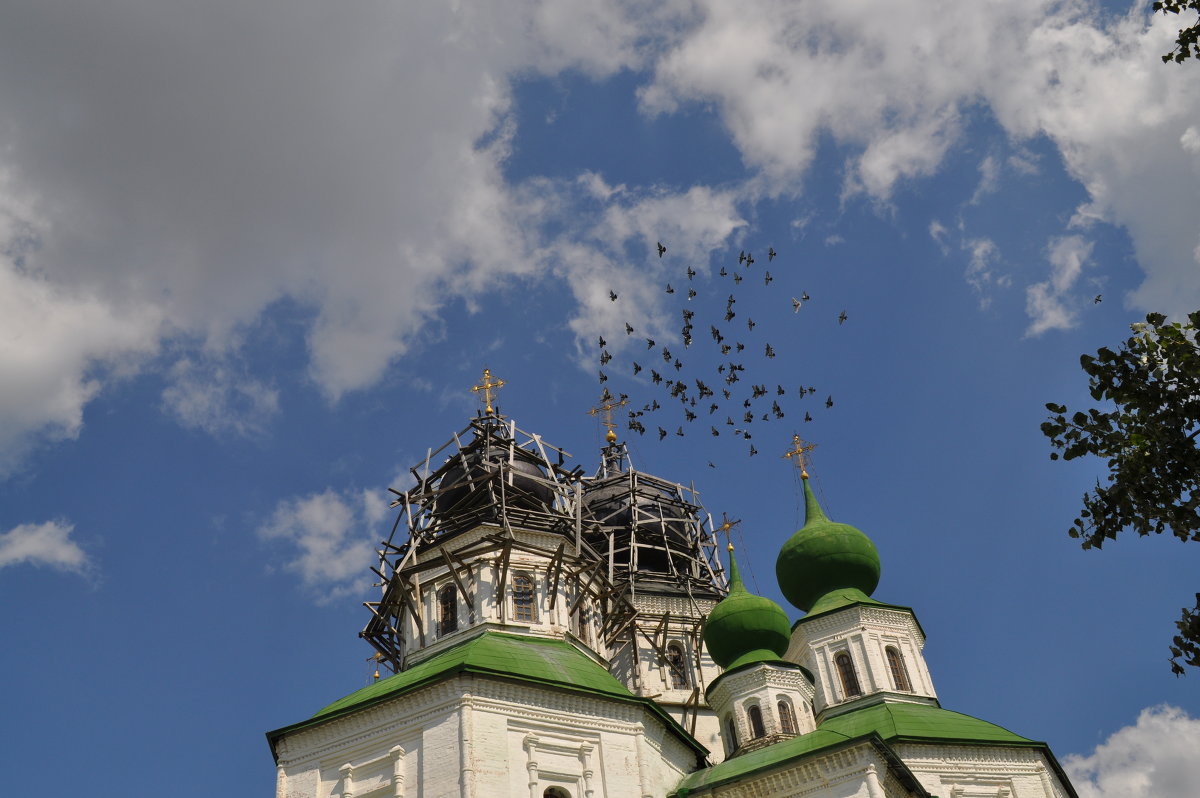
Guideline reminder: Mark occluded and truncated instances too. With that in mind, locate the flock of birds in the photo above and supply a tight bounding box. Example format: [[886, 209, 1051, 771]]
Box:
[[596, 242, 849, 460]]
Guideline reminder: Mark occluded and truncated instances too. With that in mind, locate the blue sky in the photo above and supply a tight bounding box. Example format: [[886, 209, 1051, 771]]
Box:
[[2, 2, 1199, 796]]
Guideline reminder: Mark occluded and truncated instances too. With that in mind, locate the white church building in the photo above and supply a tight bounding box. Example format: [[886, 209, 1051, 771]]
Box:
[[266, 399, 1077, 798]]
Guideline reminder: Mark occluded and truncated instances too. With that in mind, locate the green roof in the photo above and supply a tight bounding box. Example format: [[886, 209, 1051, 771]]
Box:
[[672, 702, 1061, 797], [670, 729, 933, 797], [265, 631, 707, 759], [703, 550, 791, 670], [819, 701, 1034, 745], [776, 479, 881, 613]]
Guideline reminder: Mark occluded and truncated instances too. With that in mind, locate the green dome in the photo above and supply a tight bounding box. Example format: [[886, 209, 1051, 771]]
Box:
[[776, 478, 880, 613], [703, 550, 792, 669]]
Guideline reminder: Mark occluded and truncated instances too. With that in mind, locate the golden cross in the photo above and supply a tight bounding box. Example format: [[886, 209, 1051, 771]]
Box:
[[471, 368, 506, 414], [587, 389, 628, 444], [716, 512, 741, 552], [783, 434, 818, 479]]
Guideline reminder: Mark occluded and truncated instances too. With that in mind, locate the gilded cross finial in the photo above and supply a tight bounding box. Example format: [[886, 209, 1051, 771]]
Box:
[[717, 512, 741, 552], [783, 434, 817, 479], [471, 368, 506, 415], [587, 388, 628, 444]]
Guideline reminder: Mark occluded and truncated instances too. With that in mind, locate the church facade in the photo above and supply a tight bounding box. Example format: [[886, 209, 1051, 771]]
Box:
[[266, 405, 1077, 798]]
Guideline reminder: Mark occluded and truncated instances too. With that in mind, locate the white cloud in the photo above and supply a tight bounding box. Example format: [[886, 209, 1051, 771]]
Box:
[[161, 357, 279, 438], [1064, 705, 1200, 798], [639, 1, 1200, 313], [0, 520, 89, 573], [1026, 235, 1093, 336], [0, 0, 657, 474], [257, 488, 386, 603]]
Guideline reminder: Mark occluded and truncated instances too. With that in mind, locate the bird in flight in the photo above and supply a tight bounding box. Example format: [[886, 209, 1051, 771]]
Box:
[[646, 338, 656, 349], [600, 349, 612, 365], [658, 427, 668, 441], [719, 266, 727, 277], [625, 322, 634, 335], [802, 291, 810, 302], [657, 242, 666, 258], [665, 284, 675, 294], [792, 297, 801, 313], [765, 343, 775, 358], [610, 290, 618, 301], [633, 362, 642, 375], [651, 370, 662, 384], [768, 247, 776, 261], [764, 271, 773, 285], [688, 288, 697, 300], [805, 411, 813, 423], [838, 310, 848, 324], [733, 273, 742, 284], [1094, 294, 1102, 304], [598, 336, 606, 348], [747, 318, 756, 331], [749, 444, 758, 456], [825, 395, 834, 408], [738, 250, 746, 265], [687, 266, 696, 280]]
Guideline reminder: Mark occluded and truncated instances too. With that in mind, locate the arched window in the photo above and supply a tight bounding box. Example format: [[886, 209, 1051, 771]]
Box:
[[778, 699, 797, 734], [666, 643, 689, 689], [886, 646, 912, 692], [747, 704, 766, 738], [543, 788, 571, 798], [438, 585, 457, 636], [513, 573, 536, 622], [725, 715, 738, 752], [835, 651, 862, 698]]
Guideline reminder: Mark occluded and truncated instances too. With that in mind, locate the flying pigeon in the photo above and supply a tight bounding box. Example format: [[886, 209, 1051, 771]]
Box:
[[657, 242, 666, 258], [610, 290, 618, 301]]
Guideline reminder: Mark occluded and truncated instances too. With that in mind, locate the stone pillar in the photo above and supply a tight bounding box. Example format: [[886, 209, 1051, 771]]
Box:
[[390, 745, 406, 798], [339, 763, 354, 798], [524, 734, 540, 798], [579, 743, 595, 798], [460, 695, 475, 798], [865, 763, 885, 798]]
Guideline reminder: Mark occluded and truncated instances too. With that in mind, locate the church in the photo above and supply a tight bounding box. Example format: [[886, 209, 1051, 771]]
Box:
[[266, 377, 1078, 798]]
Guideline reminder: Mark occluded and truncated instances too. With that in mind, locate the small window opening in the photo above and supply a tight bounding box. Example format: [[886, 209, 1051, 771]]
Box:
[[887, 646, 912, 692], [747, 704, 766, 739], [778, 700, 797, 734], [438, 585, 457, 636], [513, 573, 536, 622], [725, 715, 738, 751], [667, 643, 689, 689], [835, 652, 862, 698]]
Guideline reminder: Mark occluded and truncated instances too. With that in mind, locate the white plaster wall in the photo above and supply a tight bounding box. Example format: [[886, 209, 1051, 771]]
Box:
[[895, 743, 1074, 798], [273, 670, 702, 798]]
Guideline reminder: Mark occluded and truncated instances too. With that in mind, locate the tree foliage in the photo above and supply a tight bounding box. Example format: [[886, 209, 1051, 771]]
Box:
[[1155, 1, 1200, 63], [1042, 311, 1200, 674]]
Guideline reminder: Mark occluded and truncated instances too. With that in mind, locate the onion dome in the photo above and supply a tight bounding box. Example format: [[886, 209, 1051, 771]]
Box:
[[703, 549, 791, 670], [776, 477, 880, 614]]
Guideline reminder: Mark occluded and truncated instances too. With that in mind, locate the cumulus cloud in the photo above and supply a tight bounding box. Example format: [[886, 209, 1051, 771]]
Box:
[[257, 488, 388, 603], [640, 1, 1200, 313], [1064, 705, 1200, 798], [0, 520, 89, 573], [0, 0, 659, 473], [1027, 235, 1093, 336]]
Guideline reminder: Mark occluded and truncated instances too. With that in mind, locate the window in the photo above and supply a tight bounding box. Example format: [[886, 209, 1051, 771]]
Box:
[[666, 643, 689, 689], [886, 646, 912, 692], [513, 573, 536, 622], [835, 652, 862, 698], [778, 699, 797, 734], [438, 585, 457, 636], [725, 715, 738, 751], [747, 704, 766, 738], [543, 789, 571, 798]]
